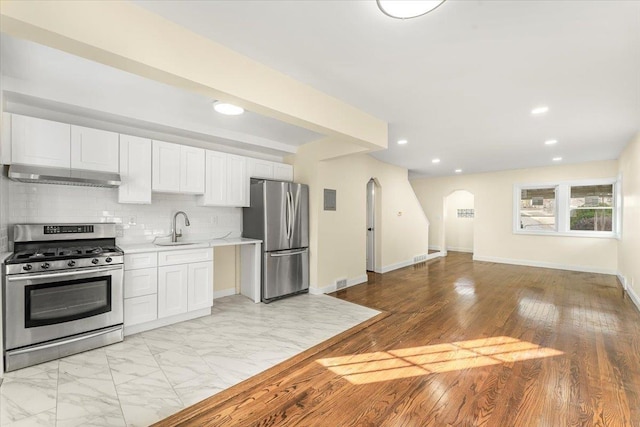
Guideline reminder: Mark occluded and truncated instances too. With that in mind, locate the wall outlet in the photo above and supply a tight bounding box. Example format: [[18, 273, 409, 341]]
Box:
[[336, 278, 347, 289]]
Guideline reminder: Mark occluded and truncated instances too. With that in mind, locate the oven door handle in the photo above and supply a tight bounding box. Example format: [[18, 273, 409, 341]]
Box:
[[7, 265, 123, 281]]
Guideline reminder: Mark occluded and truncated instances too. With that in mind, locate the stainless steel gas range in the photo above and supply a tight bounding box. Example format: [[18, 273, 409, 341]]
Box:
[[2, 223, 124, 372]]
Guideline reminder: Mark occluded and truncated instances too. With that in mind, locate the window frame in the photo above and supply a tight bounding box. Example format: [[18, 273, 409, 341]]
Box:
[[513, 177, 619, 239]]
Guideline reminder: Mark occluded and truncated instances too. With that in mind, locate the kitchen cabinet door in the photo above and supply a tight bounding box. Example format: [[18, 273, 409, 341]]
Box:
[[273, 163, 294, 182], [249, 158, 274, 179], [157, 264, 188, 318], [11, 114, 70, 168], [124, 268, 158, 298], [124, 294, 158, 326], [226, 154, 249, 207], [199, 150, 227, 206], [119, 135, 152, 204], [152, 140, 181, 192], [179, 145, 205, 194], [70, 125, 119, 172], [187, 261, 213, 311]]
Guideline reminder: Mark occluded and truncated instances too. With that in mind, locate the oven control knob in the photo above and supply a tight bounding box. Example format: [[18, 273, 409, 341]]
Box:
[[41, 263, 50, 269], [92, 258, 99, 265], [23, 264, 33, 271], [68, 260, 76, 267], [105, 257, 113, 263]]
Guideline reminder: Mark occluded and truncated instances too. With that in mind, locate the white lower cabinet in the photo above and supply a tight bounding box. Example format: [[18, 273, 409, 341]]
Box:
[[123, 252, 159, 328], [158, 264, 189, 318], [124, 294, 158, 326], [188, 261, 214, 311]]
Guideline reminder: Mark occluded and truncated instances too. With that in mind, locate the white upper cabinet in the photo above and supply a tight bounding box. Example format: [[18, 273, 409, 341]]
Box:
[[198, 150, 248, 207], [200, 150, 227, 206], [180, 145, 205, 194], [119, 135, 152, 204], [152, 140, 181, 192], [249, 158, 293, 182], [11, 114, 70, 168], [70, 125, 119, 172], [152, 140, 204, 194], [274, 163, 294, 181], [226, 154, 249, 207]]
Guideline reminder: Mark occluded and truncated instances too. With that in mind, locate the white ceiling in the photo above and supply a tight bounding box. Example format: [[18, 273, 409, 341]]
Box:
[[0, 35, 323, 158], [134, 0, 640, 177]]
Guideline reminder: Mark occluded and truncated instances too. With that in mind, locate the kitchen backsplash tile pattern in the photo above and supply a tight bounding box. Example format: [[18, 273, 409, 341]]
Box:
[[0, 174, 242, 250]]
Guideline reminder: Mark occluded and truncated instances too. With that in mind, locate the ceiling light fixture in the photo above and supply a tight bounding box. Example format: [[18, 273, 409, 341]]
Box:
[[397, 139, 408, 145], [213, 101, 244, 116], [552, 157, 562, 162], [432, 158, 441, 164], [455, 169, 462, 173], [544, 139, 558, 145], [531, 106, 549, 115], [377, 0, 446, 19]]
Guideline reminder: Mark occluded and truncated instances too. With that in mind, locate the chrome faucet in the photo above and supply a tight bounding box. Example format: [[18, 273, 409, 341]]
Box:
[[171, 211, 191, 242]]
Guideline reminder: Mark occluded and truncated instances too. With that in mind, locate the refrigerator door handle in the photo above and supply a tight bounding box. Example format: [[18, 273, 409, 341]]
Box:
[[287, 191, 294, 239], [270, 248, 308, 257]]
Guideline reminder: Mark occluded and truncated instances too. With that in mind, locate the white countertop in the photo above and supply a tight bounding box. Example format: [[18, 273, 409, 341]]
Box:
[[118, 237, 262, 254], [0, 252, 12, 263]]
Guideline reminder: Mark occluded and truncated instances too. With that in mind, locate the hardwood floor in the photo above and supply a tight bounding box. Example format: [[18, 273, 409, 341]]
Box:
[[156, 252, 640, 426]]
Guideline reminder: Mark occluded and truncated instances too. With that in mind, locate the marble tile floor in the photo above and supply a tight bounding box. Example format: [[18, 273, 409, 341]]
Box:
[[0, 294, 379, 427]]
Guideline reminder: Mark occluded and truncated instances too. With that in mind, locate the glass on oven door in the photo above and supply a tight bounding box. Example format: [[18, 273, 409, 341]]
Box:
[[3, 265, 123, 351]]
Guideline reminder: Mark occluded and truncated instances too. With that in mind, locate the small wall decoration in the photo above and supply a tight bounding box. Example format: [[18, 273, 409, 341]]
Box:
[[324, 189, 337, 211], [457, 209, 474, 218]]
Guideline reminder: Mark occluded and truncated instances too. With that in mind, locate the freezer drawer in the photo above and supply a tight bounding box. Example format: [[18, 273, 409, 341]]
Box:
[[263, 248, 309, 302]]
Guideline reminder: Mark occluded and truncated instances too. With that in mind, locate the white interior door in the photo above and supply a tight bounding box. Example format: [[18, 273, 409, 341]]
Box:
[[366, 179, 375, 271]]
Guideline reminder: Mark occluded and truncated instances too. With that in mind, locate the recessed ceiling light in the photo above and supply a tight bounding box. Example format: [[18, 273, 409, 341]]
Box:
[[545, 139, 558, 145], [377, 0, 446, 19], [213, 102, 244, 115], [432, 158, 441, 164], [552, 157, 562, 162], [397, 139, 408, 145], [455, 169, 462, 173], [531, 106, 549, 115]]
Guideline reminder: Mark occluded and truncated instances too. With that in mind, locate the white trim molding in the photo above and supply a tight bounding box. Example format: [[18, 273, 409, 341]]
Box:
[[618, 273, 640, 312], [310, 274, 369, 295], [445, 246, 473, 253], [213, 288, 236, 300], [473, 255, 617, 275]]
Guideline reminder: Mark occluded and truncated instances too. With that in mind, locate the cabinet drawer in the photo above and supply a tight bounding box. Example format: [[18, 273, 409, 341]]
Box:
[[124, 294, 158, 326], [124, 252, 158, 270], [124, 268, 158, 298], [158, 248, 213, 266]]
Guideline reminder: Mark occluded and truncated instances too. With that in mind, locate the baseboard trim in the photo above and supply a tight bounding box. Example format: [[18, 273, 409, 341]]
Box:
[[446, 247, 473, 253], [213, 288, 236, 300], [619, 273, 640, 312], [428, 245, 441, 251], [310, 274, 369, 295], [381, 259, 414, 274], [472, 255, 617, 275]]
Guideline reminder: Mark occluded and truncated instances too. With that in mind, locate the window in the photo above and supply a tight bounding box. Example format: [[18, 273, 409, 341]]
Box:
[[569, 184, 613, 232], [519, 187, 557, 231], [514, 179, 618, 238]]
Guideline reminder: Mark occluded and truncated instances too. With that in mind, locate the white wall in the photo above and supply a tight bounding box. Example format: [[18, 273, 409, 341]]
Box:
[[411, 160, 619, 274], [445, 190, 474, 253], [618, 133, 640, 309], [292, 140, 430, 292]]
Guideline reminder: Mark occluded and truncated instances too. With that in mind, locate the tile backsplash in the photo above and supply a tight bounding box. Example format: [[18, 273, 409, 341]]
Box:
[[0, 174, 242, 251]]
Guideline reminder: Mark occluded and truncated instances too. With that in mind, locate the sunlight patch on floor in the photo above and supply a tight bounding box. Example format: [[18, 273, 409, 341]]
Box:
[[316, 336, 563, 385]]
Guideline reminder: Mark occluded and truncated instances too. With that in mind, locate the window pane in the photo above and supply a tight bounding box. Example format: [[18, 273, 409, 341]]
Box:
[[520, 187, 556, 231], [570, 185, 613, 208], [569, 184, 613, 232]]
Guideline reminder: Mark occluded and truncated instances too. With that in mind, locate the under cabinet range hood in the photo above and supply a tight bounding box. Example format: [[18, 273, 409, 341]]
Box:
[[8, 164, 121, 188]]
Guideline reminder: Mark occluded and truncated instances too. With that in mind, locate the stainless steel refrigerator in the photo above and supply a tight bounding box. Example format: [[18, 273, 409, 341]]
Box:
[[243, 179, 309, 302]]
